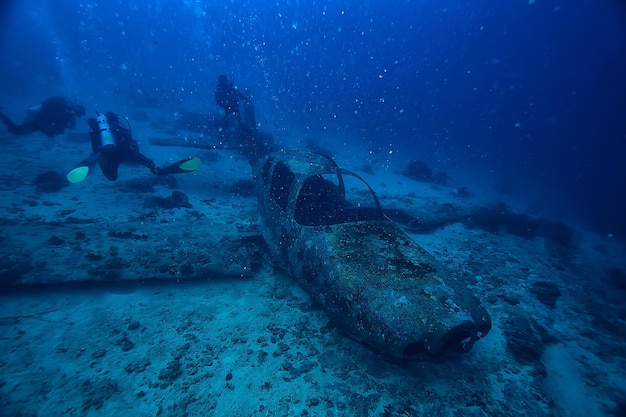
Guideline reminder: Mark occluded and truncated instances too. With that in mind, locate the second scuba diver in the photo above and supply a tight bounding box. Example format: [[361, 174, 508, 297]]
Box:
[[213, 75, 276, 165], [214, 74, 244, 132], [66, 112, 200, 183], [0, 96, 86, 138]]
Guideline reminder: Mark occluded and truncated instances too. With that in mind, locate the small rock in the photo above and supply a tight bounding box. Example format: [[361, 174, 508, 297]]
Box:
[[125, 360, 151, 374], [257, 350, 268, 365], [47, 235, 65, 247], [121, 339, 134, 352], [280, 361, 294, 372], [530, 281, 562, 308], [307, 398, 320, 407], [504, 311, 546, 365], [128, 321, 141, 331], [91, 349, 107, 359], [34, 170, 69, 193], [158, 360, 182, 387], [116, 333, 134, 352], [146, 191, 192, 210]]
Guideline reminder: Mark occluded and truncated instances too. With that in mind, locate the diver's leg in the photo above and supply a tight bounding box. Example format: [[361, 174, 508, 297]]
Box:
[[127, 151, 159, 175], [0, 112, 36, 135], [99, 158, 120, 181], [66, 152, 101, 183], [235, 110, 244, 131], [242, 98, 257, 134], [217, 115, 229, 131], [123, 144, 200, 177], [0, 112, 15, 130], [87, 118, 101, 151], [155, 157, 201, 176]]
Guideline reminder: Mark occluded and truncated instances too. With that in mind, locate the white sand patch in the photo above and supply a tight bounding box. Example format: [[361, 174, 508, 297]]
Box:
[[542, 343, 607, 417]]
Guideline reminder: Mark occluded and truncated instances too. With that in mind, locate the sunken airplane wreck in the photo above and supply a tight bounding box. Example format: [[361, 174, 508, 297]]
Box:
[[253, 149, 491, 360]]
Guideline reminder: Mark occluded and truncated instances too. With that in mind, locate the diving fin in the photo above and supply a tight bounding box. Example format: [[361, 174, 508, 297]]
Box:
[[66, 152, 100, 184], [66, 165, 91, 184], [158, 157, 201, 175]]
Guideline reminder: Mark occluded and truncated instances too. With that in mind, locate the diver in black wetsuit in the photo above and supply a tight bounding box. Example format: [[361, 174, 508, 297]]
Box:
[[214, 75, 244, 132], [213, 76, 276, 165], [66, 111, 200, 183], [238, 87, 276, 165], [0, 96, 86, 138], [241, 88, 257, 136]]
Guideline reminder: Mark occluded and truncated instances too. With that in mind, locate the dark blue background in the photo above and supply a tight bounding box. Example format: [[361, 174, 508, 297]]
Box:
[[1, 0, 625, 239]]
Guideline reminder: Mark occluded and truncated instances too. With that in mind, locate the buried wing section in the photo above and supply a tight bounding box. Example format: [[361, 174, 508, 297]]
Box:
[[254, 150, 491, 360]]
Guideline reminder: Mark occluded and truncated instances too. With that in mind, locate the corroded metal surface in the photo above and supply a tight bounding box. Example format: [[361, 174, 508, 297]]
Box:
[[255, 150, 491, 360]]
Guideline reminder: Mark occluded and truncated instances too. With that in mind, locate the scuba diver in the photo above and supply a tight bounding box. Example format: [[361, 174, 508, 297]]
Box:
[[0, 96, 86, 138], [241, 88, 257, 136], [213, 76, 276, 165], [238, 88, 276, 165], [214, 74, 244, 132], [66, 111, 200, 183]]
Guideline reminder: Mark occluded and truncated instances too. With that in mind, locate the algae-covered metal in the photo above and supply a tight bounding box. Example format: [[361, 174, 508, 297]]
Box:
[[254, 150, 491, 360]]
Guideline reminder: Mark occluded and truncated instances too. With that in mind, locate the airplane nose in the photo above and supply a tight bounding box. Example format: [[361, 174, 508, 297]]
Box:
[[403, 318, 491, 359]]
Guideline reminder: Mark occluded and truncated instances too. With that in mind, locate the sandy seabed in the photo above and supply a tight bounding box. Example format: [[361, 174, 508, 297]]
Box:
[[1, 116, 625, 417]]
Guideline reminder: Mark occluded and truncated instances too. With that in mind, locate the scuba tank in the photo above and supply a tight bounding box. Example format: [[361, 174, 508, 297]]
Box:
[[26, 104, 42, 118], [28, 104, 42, 113], [96, 113, 116, 149]]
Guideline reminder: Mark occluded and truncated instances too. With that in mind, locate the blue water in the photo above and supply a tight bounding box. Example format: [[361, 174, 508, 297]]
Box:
[[1, 0, 625, 238]]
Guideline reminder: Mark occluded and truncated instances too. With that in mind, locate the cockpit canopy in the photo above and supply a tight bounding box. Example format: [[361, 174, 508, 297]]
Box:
[[260, 150, 384, 227]]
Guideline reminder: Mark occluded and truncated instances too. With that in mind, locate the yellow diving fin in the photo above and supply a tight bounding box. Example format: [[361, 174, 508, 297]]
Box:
[[178, 156, 201, 172], [66, 166, 90, 184], [158, 157, 201, 175]]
